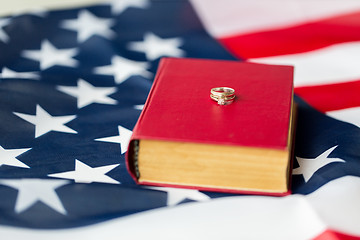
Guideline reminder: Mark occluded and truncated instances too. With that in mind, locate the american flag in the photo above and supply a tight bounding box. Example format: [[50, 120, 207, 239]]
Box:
[[0, 0, 359, 239]]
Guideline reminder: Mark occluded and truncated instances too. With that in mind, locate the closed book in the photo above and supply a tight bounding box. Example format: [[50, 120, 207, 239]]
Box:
[[126, 58, 295, 196]]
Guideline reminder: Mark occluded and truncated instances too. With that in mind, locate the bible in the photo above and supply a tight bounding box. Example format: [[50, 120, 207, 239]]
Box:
[[126, 58, 296, 195]]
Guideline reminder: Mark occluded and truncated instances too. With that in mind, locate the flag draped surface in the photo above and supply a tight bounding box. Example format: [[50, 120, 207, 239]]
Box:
[[0, 0, 359, 239]]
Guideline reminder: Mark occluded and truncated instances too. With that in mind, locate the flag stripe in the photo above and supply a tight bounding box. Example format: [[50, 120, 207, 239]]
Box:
[[326, 107, 360, 129], [219, 10, 360, 59], [294, 80, 360, 112], [249, 41, 360, 87], [314, 229, 360, 240], [190, 0, 360, 38]]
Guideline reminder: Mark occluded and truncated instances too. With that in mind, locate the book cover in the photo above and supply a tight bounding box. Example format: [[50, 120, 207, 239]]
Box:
[[126, 58, 295, 196]]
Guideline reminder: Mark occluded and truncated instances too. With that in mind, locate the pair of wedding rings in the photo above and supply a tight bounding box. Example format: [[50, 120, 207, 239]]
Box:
[[210, 87, 235, 105]]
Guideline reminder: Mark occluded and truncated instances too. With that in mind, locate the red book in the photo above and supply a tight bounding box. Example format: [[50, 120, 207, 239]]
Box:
[[126, 58, 295, 196]]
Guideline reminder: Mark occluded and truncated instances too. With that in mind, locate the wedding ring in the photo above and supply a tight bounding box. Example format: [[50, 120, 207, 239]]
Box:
[[211, 87, 235, 97], [210, 87, 235, 105]]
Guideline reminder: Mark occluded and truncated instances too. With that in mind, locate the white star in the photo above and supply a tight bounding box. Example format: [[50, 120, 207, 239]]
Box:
[[0, 18, 11, 43], [22, 40, 78, 70], [127, 32, 185, 60], [48, 159, 120, 184], [146, 186, 210, 206], [108, 0, 150, 15], [95, 125, 132, 154], [13, 104, 77, 138], [94, 56, 152, 84], [57, 79, 117, 108], [61, 10, 115, 43], [293, 146, 345, 182], [134, 104, 144, 110], [0, 146, 31, 168], [0, 178, 69, 214], [0, 67, 39, 80]]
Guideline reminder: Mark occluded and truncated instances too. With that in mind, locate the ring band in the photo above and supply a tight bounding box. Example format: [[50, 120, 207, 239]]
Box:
[[210, 87, 235, 105], [210, 94, 235, 101], [211, 87, 235, 97]]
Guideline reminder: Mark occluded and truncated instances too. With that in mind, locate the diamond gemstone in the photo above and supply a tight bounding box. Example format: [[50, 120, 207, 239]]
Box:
[[218, 96, 226, 105]]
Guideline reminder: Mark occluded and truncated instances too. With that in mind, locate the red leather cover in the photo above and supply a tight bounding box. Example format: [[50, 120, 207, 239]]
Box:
[[126, 58, 294, 195]]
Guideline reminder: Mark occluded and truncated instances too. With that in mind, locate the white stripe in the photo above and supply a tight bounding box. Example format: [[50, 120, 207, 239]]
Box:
[[307, 176, 360, 235], [190, 0, 360, 37], [0, 0, 105, 16], [1, 176, 360, 240], [249, 41, 360, 87], [326, 107, 360, 128]]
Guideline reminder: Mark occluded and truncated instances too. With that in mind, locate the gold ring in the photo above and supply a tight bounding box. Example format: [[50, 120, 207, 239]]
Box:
[[210, 87, 235, 105], [211, 87, 235, 97]]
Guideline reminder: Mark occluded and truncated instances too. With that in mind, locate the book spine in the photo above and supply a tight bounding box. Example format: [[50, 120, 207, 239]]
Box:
[[126, 58, 169, 182], [132, 140, 140, 179]]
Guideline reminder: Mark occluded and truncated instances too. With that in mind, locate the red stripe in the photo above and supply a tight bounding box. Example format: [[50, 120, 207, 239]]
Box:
[[219, 11, 360, 59], [313, 229, 360, 240], [294, 80, 360, 112]]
